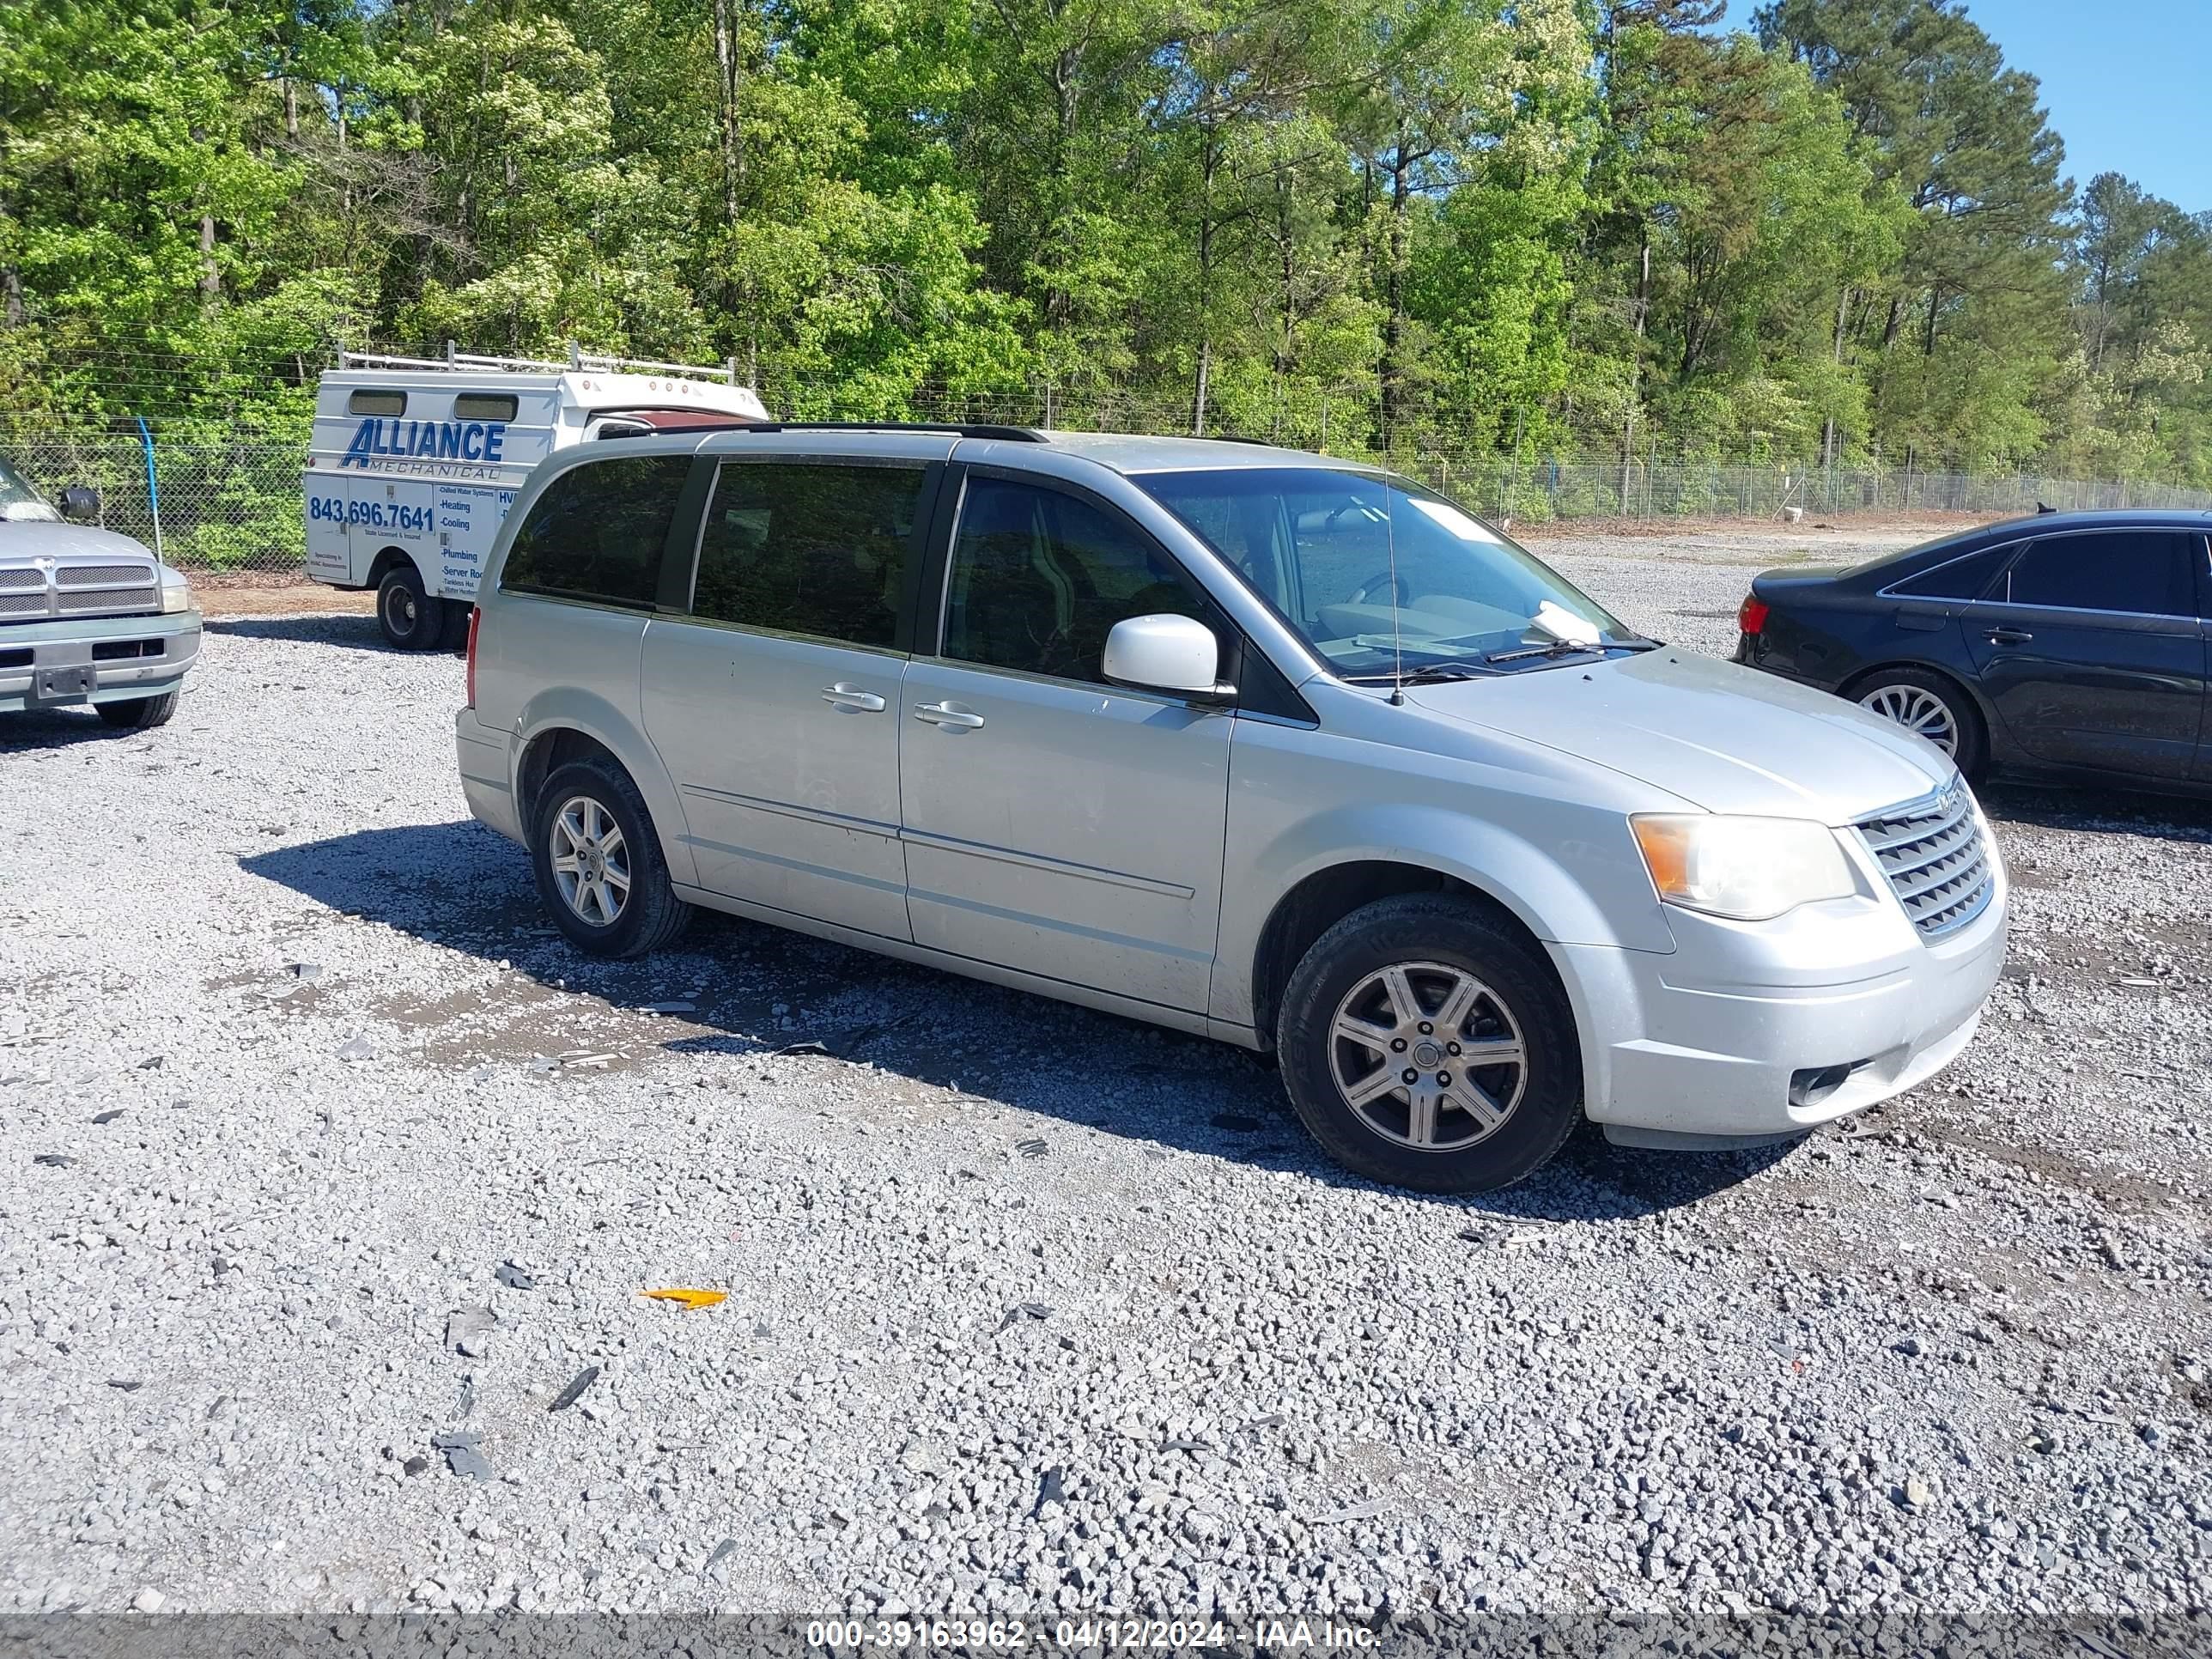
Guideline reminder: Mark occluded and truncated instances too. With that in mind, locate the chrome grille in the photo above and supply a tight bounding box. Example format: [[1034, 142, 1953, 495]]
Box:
[[58, 584, 156, 615], [1857, 782, 1994, 939], [56, 563, 152, 587], [0, 561, 159, 622]]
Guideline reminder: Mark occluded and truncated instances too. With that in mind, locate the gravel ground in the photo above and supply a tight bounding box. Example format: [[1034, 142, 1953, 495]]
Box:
[[3, 526, 2210, 1645]]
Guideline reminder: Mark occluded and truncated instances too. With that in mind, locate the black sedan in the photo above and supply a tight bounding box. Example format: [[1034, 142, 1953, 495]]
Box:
[[1733, 509, 2212, 793]]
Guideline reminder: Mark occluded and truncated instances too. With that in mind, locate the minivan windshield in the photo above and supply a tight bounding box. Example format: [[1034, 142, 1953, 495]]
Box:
[[1137, 466, 1643, 679], [0, 459, 57, 523]]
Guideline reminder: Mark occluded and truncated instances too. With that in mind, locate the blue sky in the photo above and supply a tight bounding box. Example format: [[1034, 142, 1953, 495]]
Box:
[[1952, 0, 2209, 213]]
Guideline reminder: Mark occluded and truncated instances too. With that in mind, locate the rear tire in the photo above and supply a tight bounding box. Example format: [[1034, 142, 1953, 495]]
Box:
[[1850, 666, 1985, 780], [529, 758, 691, 958], [376, 562, 446, 652], [1275, 894, 1582, 1193], [95, 690, 179, 730]]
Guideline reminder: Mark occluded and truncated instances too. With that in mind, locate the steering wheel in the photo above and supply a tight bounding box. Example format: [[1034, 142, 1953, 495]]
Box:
[[1349, 569, 1410, 607]]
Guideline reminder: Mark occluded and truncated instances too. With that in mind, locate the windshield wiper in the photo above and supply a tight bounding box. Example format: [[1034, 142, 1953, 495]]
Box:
[[1485, 639, 1601, 665], [1484, 634, 1662, 665], [1343, 660, 1496, 687]]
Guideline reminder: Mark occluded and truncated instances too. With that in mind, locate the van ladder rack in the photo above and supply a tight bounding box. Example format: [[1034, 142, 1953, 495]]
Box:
[[338, 342, 747, 385]]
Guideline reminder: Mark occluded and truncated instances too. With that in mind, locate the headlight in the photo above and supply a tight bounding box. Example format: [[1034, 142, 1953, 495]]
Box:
[[158, 566, 192, 614], [1630, 814, 1856, 921]]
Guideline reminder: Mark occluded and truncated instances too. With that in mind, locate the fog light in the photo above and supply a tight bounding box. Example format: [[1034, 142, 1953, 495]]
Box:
[[1790, 1060, 1865, 1108]]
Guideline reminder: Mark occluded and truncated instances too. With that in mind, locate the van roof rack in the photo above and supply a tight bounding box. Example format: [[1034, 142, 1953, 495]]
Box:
[[731, 421, 1047, 442], [338, 342, 748, 384]]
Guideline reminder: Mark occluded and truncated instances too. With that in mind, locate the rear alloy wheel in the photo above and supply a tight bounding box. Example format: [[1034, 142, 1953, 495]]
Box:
[[376, 562, 446, 652], [528, 758, 691, 958], [1852, 667, 1984, 778], [1276, 894, 1581, 1193]]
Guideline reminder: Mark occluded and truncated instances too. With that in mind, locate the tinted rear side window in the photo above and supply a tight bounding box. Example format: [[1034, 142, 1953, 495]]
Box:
[[2002, 532, 2197, 617], [690, 462, 926, 647], [1889, 545, 2010, 599], [500, 455, 690, 608], [453, 392, 519, 421]]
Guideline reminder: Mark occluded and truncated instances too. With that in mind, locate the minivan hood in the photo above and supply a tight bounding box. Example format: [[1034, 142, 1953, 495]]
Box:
[[0, 522, 159, 569], [1407, 650, 1951, 822]]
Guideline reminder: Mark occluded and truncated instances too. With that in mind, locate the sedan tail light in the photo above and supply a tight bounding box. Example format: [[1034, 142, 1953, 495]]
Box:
[[1736, 594, 1769, 636], [465, 605, 481, 707]]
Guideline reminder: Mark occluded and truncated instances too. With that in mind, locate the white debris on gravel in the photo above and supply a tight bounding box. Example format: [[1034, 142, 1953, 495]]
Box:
[[1, 539, 2209, 1635]]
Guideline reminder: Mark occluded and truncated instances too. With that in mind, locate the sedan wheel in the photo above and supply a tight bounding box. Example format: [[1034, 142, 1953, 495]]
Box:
[[1857, 682, 1959, 757], [1328, 961, 1528, 1152]]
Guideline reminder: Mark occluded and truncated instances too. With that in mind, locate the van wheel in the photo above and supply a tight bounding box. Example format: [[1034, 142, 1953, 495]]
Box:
[[530, 759, 691, 958], [376, 562, 445, 651], [1275, 895, 1581, 1193], [95, 690, 179, 730]]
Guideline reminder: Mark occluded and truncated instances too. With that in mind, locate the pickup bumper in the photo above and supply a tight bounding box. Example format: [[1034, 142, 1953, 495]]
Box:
[[0, 609, 202, 714]]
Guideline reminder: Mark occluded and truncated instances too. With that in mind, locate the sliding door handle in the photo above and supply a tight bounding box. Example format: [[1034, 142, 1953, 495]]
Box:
[[1984, 627, 2033, 646], [912, 701, 985, 730], [821, 684, 887, 713]]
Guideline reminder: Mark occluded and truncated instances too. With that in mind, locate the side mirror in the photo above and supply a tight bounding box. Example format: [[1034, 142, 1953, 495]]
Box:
[[58, 485, 100, 523], [1103, 613, 1233, 701]]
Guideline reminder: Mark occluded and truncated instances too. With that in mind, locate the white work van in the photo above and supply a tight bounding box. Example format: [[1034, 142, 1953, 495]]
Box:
[[304, 348, 769, 648]]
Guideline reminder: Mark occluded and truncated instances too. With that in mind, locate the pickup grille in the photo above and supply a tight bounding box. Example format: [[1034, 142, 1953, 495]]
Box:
[[1856, 782, 1994, 939], [0, 561, 160, 622]]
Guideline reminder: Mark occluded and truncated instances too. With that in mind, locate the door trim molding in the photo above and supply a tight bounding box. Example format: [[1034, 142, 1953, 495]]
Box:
[[901, 824, 1197, 900]]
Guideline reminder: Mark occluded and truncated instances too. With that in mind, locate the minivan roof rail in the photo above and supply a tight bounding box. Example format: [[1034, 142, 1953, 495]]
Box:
[[729, 421, 1047, 442], [338, 341, 747, 384]]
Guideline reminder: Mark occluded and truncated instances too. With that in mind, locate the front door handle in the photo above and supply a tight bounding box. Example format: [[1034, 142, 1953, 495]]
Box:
[[821, 684, 887, 713], [1985, 627, 2034, 645], [912, 700, 985, 730]]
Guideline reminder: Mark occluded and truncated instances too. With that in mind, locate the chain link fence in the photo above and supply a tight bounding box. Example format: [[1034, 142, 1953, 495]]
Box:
[[9, 428, 2210, 576]]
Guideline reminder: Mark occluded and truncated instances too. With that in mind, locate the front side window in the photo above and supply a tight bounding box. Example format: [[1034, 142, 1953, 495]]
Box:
[[2002, 532, 2196, 617], [941, 477, 1207, 684], [1137, 467, 1630, 676], [0, 458, 56, 522], [499, 455, 690, 608], [690, 463, 925, 647]]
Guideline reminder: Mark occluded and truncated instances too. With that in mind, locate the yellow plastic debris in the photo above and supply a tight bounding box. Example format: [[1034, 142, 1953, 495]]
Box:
[[641, 1288, 726, 1310]]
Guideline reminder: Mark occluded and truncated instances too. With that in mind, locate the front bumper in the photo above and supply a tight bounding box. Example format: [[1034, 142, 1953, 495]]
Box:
[[1555, 829, 2008, 1146], [0, 609, 201, 714]]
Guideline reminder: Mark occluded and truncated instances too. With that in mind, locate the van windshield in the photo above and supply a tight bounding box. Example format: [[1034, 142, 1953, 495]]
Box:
[[1136, 466, 1644, 678], [0, 459, 57, 523]]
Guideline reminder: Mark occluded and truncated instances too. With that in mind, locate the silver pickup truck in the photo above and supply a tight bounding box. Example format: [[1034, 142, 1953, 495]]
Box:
[[0, 459, 200, 729]]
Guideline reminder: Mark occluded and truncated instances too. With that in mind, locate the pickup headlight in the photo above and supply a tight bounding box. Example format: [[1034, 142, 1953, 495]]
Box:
[[158, 566, 192, 614], [1630, 814, 1856, 921]]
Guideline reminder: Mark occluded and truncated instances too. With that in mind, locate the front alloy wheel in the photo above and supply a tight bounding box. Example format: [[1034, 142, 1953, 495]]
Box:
[[547, 793, 631, 927], [1275, 894, 1581, 1193], [1328, 962, 1527, 1151]]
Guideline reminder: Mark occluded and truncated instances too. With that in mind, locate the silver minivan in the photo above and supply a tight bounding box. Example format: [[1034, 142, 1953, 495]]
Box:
[[456, 427, 2008, 1192]]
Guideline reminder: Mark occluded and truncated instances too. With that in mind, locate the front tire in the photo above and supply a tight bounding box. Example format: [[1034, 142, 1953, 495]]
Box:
[[94, 690, 179, 730], [1275, 895, 1582, 1193], [1851, 667, 1985, 779], [529, 758, 691, 958], [376, 562, 446, 652]]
